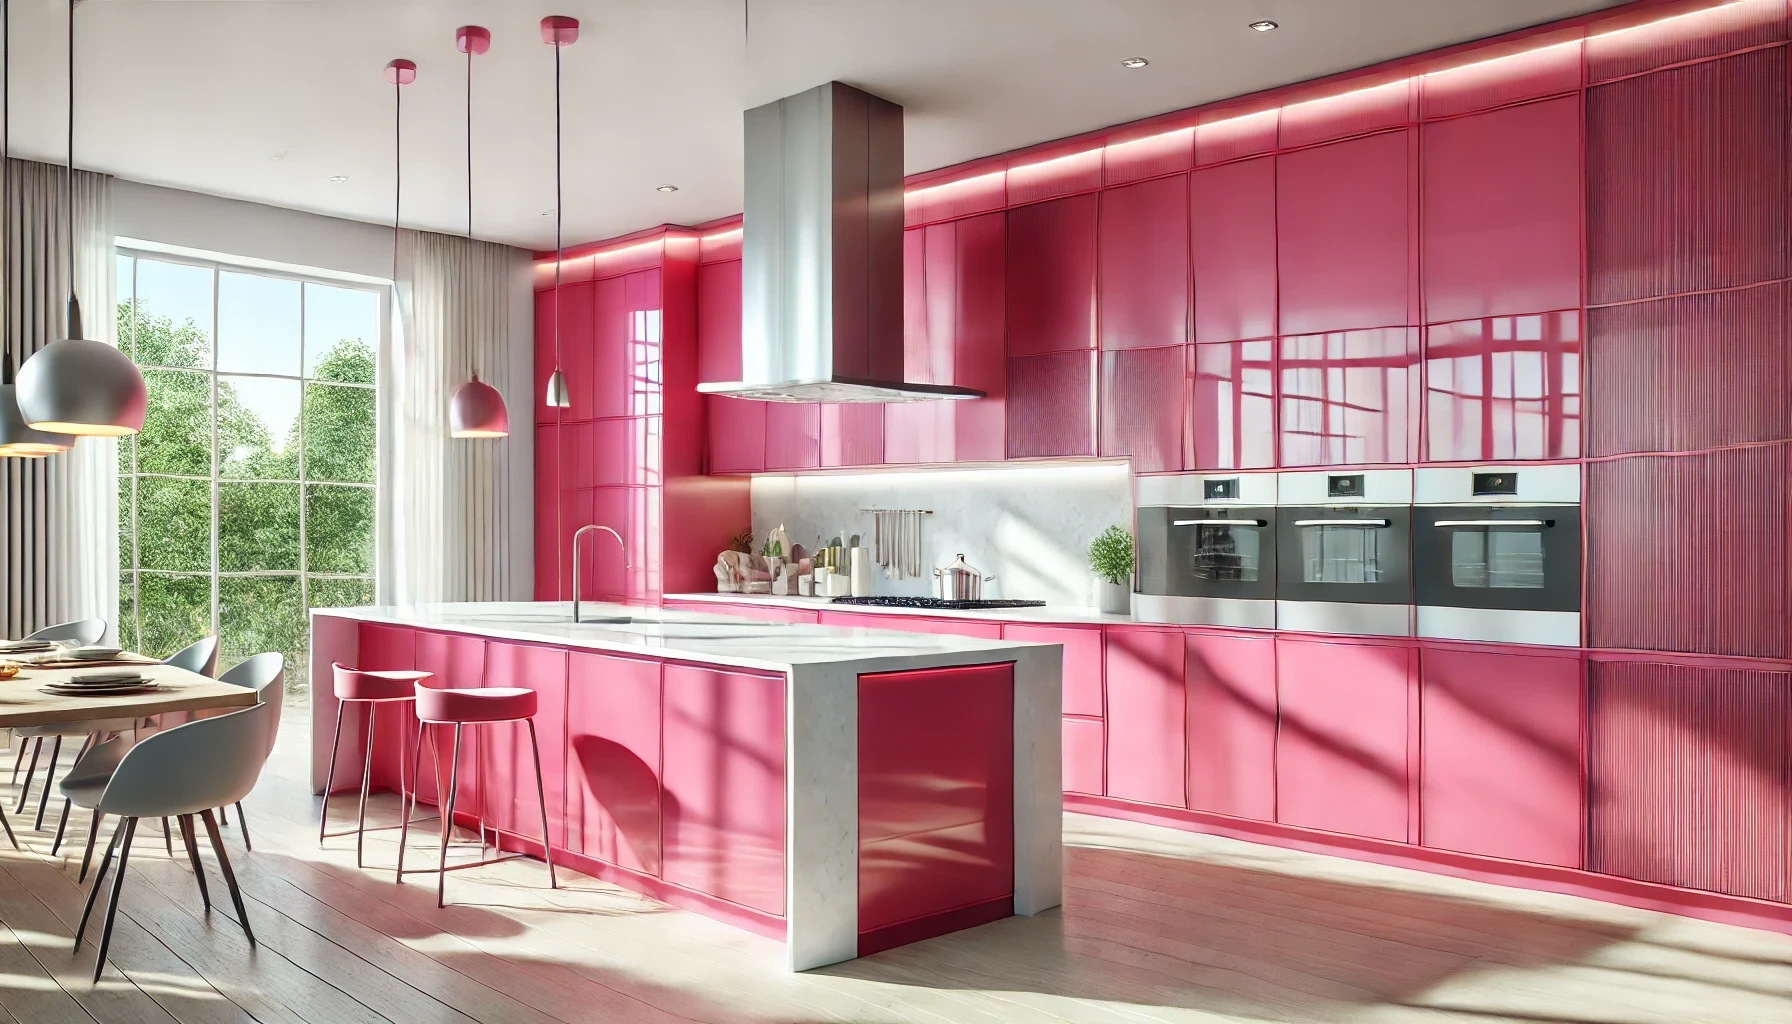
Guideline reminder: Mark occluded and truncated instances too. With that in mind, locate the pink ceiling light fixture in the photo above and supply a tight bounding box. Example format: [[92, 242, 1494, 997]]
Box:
[[448, 25, 510, 439], [540, 15, 578, 410]]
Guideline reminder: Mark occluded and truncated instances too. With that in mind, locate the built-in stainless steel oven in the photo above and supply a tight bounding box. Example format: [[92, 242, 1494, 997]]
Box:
[[1134, 472, 1277, 629], [1413, 466, 1581, 647], [1275, 469, 1413, 637]]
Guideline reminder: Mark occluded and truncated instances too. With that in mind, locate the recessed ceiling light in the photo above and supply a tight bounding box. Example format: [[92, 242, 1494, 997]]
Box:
[[1120, 56, 1149, 69], [326, 174, 348, 183], [656, 184, 679, 193], [1249, 19, 1279, 32]]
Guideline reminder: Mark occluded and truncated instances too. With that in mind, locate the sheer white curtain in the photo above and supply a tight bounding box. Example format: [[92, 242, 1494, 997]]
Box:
[[0, 159, 116, 640], [379, 228, 523, 606]]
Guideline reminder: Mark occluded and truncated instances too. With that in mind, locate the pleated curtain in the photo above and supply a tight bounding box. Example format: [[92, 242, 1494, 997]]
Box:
[[0, 158, 117, 641], [380, 228, 521, 606]]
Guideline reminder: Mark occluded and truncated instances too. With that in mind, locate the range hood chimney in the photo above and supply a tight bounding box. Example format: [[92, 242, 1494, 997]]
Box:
[[698, 82, 984, 404]]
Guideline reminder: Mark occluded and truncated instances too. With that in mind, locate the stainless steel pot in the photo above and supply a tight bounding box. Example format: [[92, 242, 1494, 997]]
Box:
[[934, 553, 995, 600]]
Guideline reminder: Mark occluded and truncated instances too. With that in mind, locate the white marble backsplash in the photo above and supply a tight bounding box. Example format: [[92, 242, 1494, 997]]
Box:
[[749, 463, 1133, 607]]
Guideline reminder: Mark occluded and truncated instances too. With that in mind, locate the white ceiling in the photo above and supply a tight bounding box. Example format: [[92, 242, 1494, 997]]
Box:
[[8, 0, 1632, 250]]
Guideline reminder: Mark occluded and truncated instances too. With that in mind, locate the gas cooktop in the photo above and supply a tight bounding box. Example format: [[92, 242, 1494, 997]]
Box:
[[829, 596, 1047, 610]]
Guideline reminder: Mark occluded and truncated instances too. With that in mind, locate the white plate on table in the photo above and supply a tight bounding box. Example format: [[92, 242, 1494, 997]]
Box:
[[62, 671, 146, 686], [68, 646, 124, 661], [42, 682, 161, 697]]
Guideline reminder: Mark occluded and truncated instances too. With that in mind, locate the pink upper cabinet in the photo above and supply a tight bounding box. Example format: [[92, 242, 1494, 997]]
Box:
[[1424, 311, 1581, 462], [706, 397, 766, 474], [1101, 346, 1184, 473], [1422, 96, 1581, 324], [764, 402, 821, 470], [1007, 351, 1096, 459], [952, 213, 1008, 462], [1279, 327, 1420, 467], [533, 289, 557, 424], [696, 259, 742, 384], [1006, 194, 1098, 356], [821, 403, 885, 467], [1277, 130, 1414, 336], [1191, 157, 1277, 345], [1187, 339, 1276, 470], [1098, 175, 1190, 351], [550, 280, 599, 421], [1275, 637, 1414, 843]]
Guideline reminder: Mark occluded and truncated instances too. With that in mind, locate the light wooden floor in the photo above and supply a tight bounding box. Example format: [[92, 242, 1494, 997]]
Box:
[[0, 706, 1788, 1024]]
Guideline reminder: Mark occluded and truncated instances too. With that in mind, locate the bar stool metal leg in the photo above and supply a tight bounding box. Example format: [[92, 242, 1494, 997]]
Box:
[[437, 725, 464, 908], [318, 698, 347, 845], [396, 721, 426, 883], [355, 702, 377, 868], [526, 720, 557, 890]]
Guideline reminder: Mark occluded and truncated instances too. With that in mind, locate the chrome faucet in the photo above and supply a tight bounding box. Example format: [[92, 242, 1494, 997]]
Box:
[[571, 524, 631, 624]]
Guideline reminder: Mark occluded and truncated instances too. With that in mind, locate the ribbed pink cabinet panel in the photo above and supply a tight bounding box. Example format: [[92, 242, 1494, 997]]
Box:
[[1278, 79, 1412, 150], [1420, 646, 1584, 868], [1587, 47, 1790, 305], [1421, 96, 1581, 324], [1100, 345, 1184, 473], [1586, 445, 1789, 659], [1104, 127, 1193, 186], [1190, 157, 1277, 345], [1276, 130, 1413, 336], [1587, 283, 1791, 456], [1585, 0, 1787, 83], [1275, 637, 1413, 843], [1007, 351, 1095, 458], [1005, 194, 1097, 356], [1006, 145, 1102, 207], [764, 403, 821, 470], [1185, 632, 1277, 822], [821, 404, 885, 467], [1588, 658, 1792, 902], [1423, 312, 1581, 463], [1419, 41, 1581, 119], [1098, 175, 1190, 351]]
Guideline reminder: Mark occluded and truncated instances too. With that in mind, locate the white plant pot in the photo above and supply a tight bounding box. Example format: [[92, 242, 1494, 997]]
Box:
[[1096, 579, 1131, 615]]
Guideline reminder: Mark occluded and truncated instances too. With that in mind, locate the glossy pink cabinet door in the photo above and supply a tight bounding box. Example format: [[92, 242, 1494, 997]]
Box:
[[1062, 716, 1105, 796], [1191, 157, 1276, 344], [821, 403, 885, 467], [1275, 637, 1413, 843], [533, 289, 558, 424], [1098, 175, 1190, 351], [480, 642, 568, 847], [1187, 340, 1276, 470], [412, 631, 487, 811], [858, 664, 1014, 936], [764, 402, 821, 470], [953, 213, 1007, 462], [1186, 632, 1277, 822], [1422, 96, 1580, 323], [533, 424, 561, 600], [558, 280, 601, 421], [1424, 312, 1582, 462], [567, 652, 663, 875], [1277, 130, 1413, 335], [1006, 193, 1097, 356], [1420, 646, 1583, 868], [355, 623, 415, 794], [1003, 624, 1103, 717], [706, 396, 766, 474], [1104, 627, 1187, 807], [696, 259, 742, 384], [1279, 327, 1420, 466], [661, 665, 787, 916]]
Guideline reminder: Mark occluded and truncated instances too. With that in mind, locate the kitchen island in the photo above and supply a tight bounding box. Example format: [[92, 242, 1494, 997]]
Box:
[[309, 601, 1061, 970]]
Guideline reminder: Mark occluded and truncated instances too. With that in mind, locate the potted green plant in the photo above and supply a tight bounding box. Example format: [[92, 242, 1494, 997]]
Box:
[[1088, 524, 1135, 615]]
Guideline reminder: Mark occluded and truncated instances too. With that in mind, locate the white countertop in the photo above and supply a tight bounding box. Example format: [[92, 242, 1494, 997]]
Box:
[[664, 591, 1138, 626], [312, 601, 1046, 674]]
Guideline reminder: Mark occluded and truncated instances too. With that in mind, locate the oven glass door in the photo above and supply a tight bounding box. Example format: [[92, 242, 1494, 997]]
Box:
[[1137, 506, 1275, 600], [1276, 506, 1412, 604], [1414, 505, 1580, 611]]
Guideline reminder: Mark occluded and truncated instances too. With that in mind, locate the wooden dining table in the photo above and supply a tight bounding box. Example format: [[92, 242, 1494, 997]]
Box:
[[0, 660, 256, 729]]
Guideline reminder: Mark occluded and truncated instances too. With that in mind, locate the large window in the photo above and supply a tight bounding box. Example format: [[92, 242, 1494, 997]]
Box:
[[115, 250, 380, 687]]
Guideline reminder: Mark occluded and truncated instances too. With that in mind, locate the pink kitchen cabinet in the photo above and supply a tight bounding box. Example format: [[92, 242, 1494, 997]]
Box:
[[1002, 624, 1103, 717], [1191, 156, 1276, 344], [533, 288, 558, 424], [706, 397, 766, 474], [567, 651, 663, 875], [1098, 174, 1190, 351], [696, 259, 742, 384], [1420, 645, 1583, 868], [1424, 311, 1582, 463], [1062, 717, 1105, 796], [821, 403, 885, 467], [1007, 350, 1096, 459], [662, 665, 787, 916], [480, 641, 569, 847], [1279, 327, 1420, 467], [412, 631, 488, 811], [557, 280, 601, 421], [1006, 193, 1097, 356], [1277, 130, 1414, 335], [822, 611, 1003, 640], [1101, 345, 1184, 473], [1186, 632, 1277, 822], [355, 623, 415, 794], [1422, 96, 1581, 324], [1104, 627, 1187, 808], [952, 212, 1007, 461], [1276, 637, 1414, 843], [764, 402, 821, 470], [533, 424, 561, 601], [1187, 339, 1276, 470]]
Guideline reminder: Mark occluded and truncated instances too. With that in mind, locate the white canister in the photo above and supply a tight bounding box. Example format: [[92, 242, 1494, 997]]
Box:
[[850, 547, 872, 597]]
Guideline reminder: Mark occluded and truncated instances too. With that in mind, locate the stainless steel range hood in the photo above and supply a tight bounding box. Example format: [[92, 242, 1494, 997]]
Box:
[[697, 82, 984, 404]]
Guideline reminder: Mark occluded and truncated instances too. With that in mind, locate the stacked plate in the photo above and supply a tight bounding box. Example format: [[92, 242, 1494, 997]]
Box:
[[67, 646, 125, 662], [0, 639, 56, 655], [42, 671, 159, 697]]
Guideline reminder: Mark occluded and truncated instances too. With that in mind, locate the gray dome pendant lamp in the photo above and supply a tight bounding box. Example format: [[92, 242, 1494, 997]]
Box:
[[448, 25, 509, 439], [15, 0, 144, 437], [0, 0, 71, 457], [541, 15, 578, 411]]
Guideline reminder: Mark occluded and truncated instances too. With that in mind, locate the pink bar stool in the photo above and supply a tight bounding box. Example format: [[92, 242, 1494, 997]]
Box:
[[320, 663, 432, 867], [397, 680, 557, 907]]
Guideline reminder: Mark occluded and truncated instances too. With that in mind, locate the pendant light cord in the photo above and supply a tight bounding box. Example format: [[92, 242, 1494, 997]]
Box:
[[466, 42, 475, 380], [392, 71, 401, 293], [65, 0, 73, 303], [1, 0, 9, 383], [552, 40, 563, 374]]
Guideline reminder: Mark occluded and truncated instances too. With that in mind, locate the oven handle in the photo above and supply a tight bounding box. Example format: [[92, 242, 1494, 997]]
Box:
[[1432, 519, 1552, 528], [1291, 518, 1390, 527], [1172, 519, 1269, 527]]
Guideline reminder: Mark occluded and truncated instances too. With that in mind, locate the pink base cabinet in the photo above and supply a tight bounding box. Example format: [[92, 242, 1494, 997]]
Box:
[[309, 609, 1064, 970]]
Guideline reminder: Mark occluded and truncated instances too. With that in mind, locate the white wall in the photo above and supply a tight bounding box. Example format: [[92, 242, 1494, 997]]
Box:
[[112, 179, 535, 599], [749, 463, 1132, 607]]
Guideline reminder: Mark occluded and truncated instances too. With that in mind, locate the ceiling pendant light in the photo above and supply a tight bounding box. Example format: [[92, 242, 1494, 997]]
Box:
[[448, 25, 509, 439], [0, 0, 70, 457], [15, 0, 144, 437], [541, 15, 578, 411]]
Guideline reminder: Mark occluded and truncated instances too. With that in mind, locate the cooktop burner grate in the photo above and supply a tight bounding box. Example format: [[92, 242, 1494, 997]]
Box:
[[829, 596, 1047, 610]]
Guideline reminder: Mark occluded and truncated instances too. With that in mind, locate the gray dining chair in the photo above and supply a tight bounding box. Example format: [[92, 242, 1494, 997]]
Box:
[[49, 636, 220, 858], [62, 651, 278, 882], [10, 618, 116, 831], [68, 654, 282, 982]]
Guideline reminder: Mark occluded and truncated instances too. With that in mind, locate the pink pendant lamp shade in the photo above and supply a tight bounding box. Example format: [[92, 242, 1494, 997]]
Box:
[[448, 24, 510, 439]]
